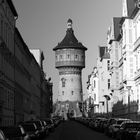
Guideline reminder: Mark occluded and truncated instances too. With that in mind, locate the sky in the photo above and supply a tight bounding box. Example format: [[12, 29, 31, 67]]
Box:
[[13, 0, 122, 102]]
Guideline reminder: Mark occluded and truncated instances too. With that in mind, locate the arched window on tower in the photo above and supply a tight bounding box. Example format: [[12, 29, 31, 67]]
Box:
[[61, 78, 66, 87], [67, 54, 70, 59], [75, 54, 79, 60], [71, 91, 74, 95]]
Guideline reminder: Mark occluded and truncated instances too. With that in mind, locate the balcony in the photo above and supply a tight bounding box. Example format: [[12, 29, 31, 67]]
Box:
[[134, 69, 140, 81], [134, 36, 140, 51], [119, 57, 123, 67]]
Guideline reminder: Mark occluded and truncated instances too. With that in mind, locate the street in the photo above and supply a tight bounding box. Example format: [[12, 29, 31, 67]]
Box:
[[44, 120, 114, 140]]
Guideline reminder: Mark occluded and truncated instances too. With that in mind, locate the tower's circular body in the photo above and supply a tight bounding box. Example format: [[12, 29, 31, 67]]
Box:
[[53, 19, 87, 118]]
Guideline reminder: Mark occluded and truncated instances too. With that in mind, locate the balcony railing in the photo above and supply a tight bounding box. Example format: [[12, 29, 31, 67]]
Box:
[[119, 57, 123, 67], [134, 36, 140, 51]]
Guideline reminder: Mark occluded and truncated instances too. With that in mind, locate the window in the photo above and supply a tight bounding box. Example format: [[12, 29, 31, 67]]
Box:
[[108, 79, 110, 89], [107, 60, 110, 70], [67, 54, 70, 59], [61, 78, 66, 87], [129, 29, 132, 44], [56, 55, 58, 60], [60, 55, 63, 60], [75, 54, 79, 60], [94, 94, 96, 101], [94, 80, 96, 88], [135, 24, 137, 40], [71, 91, 74, 95], [1, 18, 3, 37], [62, 91, 64, 95]]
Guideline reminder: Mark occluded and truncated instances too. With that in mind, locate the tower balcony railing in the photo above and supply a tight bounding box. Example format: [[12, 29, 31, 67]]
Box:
[[55, 61, 85, 68], [134, 36, 140, 51]]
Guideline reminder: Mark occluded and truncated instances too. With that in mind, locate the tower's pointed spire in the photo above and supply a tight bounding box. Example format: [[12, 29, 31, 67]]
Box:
[[53, 19, 87, 51], [67, 18, 73, 29]]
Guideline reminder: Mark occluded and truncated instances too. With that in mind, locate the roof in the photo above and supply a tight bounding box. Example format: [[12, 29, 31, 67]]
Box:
[[99, 46, 110, 61], [6, 0, 18, 17], [113, 17, 122, 40], [127, 0, 138, 18], [99, 46, 106, 58], [53, 19, 87, 51], [102, 52, 110, 59]]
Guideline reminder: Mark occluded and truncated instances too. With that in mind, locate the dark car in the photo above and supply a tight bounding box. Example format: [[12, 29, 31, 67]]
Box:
[[104, 118, 119, 136], [0, 126, 26, 140], [25, 120, 46, 138], [108, 118, 130, 138], [44, 119, 55, 132], [0, 130, 5, 140], [98, 118, 108, 132], [19, 123, 39, 140], [40, 120, 49, 135], [116, 121, 140, 140]]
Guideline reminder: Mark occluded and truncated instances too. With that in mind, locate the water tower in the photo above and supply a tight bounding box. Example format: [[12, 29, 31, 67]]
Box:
[[53, 19, 87, 118]]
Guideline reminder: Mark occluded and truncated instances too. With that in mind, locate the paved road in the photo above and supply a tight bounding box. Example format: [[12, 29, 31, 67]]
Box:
[[44, 120, 114, 140]]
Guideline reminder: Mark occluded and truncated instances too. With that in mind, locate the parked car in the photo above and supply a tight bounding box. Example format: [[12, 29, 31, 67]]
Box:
[[19, 123, 39, 140], [43, 119, 55, 132], [116, 121, 140, 140], [0, 126, 26, 140], [40, 120, 50, 135], [0, 130, 5, 140], [98, 118, 108, 132], [25, 120, 46, 138], [104, 118, 119, 136], [88, 118, 96, 129], [108, 118, 130, 138], [94, 117, 105, 131]]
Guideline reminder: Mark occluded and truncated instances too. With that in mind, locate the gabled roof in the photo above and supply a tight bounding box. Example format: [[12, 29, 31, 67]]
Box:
[[6, 0, 18, 17], [99, 46, 106, 58], [127, 0, 138, 18], [113, 17, 122, 40], [53, 19, 87, 51]]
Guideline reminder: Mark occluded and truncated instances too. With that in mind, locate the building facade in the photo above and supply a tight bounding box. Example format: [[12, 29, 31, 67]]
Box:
[[87, 67, 99, 117], [97, 46, 113, 115], [0, 0, 18, 126], [0, 0, 53, 126], [112, 0, 140, 119], [53, 19, 87, 119]]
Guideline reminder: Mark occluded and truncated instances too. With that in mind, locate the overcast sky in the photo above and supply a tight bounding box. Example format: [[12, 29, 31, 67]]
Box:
[[13, 0, 122, 102]]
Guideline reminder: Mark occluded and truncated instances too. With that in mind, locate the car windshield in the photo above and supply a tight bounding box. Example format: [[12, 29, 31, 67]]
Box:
[[117, 120, 124, 125], [0, 132, 4, 140]]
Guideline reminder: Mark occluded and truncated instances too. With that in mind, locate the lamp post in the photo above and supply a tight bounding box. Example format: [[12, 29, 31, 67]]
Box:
[[126, 86, 131, 119]]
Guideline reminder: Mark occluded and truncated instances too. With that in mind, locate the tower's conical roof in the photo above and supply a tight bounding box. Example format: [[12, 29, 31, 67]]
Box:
[[53, 19, 87, 51]]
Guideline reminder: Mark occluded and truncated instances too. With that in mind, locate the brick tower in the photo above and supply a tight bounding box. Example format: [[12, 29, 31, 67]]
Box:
[[53, 19, 87, 118]]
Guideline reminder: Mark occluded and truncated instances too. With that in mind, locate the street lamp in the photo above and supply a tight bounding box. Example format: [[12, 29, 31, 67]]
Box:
[[126, 86, 131, 119]]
